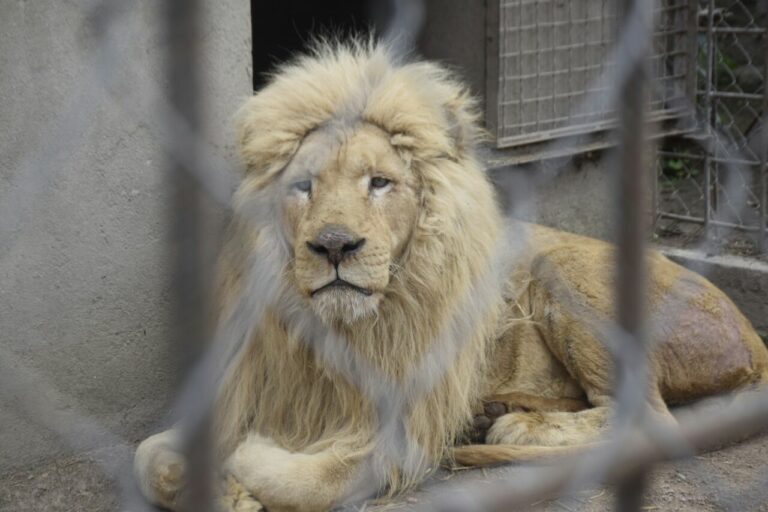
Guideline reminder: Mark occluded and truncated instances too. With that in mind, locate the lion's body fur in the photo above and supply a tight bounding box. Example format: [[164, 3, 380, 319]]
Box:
[[134, 41, 768, 511]]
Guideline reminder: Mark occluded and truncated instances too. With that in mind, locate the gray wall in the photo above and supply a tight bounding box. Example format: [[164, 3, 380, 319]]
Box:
[[490, 159, 616, 241], [0, 1, 251, 472], [418, 0, 487, 109]]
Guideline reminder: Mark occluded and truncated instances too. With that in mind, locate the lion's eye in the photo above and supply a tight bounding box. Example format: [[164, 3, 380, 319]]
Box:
[[370, 176, 391, 190], [291, 179, 312, 194]]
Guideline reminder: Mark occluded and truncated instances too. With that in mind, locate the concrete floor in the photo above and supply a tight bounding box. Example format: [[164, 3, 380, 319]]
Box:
[[3, 432, 767, 512]]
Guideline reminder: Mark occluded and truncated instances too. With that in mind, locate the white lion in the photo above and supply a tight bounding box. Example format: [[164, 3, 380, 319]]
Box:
[[134, 41, 768, 511]]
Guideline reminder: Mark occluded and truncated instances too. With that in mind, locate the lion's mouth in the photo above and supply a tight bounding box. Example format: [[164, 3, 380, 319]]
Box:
[[311, 278, 373, 297]]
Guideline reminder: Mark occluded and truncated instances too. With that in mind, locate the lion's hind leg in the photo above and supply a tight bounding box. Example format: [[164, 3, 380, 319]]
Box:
[[485, 392, 590, 414], [451, 405, 610, 467], [482, 390, 677, 449], [486, 406, 610, 447]]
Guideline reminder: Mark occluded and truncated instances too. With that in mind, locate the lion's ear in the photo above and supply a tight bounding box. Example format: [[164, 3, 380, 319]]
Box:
[[234, 94, 302, 183], [387, 86, 482, 160], [442, 88, 483, 158]]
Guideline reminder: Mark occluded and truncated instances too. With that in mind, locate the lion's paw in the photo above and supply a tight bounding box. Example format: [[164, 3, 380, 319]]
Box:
[[219, 475, 264, 512], [155, 451, 186, 489], [486, 411, 538, 445], [135, 432, 187, 509]]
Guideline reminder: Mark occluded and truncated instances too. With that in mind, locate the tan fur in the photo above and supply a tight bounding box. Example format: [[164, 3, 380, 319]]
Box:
[[134, 41, 768, 511]]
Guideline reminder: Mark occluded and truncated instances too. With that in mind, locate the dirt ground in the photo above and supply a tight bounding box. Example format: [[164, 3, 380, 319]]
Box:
[[2, 432, 767, 512], [381, 431, 768, 512]]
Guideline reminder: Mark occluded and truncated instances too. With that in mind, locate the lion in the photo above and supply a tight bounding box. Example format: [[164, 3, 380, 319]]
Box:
[[134, 41, 768, 511]]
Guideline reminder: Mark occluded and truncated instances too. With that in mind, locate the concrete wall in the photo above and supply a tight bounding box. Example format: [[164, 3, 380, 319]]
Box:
[[0, 1, 251, 472], [418, 0, 487, 108], [490, 159, 616, 241]]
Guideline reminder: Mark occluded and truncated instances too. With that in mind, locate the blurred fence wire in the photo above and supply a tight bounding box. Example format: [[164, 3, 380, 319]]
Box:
[[1, 0, 767, 511]]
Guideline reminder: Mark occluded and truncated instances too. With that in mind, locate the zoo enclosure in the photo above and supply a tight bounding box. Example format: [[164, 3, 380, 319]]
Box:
[[2, 1, 768, 512]]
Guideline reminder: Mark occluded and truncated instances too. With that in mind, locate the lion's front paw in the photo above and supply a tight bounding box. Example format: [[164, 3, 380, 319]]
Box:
[[147, 449, 187, 508], [135, 432, 188, 509], [219, 475, 264, 512]]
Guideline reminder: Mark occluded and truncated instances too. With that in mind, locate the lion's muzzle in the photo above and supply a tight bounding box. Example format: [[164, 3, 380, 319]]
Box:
[[306, 223, 366, 267]]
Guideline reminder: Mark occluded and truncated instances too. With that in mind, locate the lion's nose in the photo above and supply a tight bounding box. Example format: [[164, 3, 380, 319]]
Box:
[[306, 224, 366, 266]]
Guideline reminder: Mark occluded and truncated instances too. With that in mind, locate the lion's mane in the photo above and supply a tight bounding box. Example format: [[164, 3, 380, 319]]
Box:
[[213, 40, 505, 494]]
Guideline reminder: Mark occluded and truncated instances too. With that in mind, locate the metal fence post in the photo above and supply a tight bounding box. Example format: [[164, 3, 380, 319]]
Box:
[[615, 0, 650, 510], [165, 0, 214, 510], [760, 39, 768, 252]]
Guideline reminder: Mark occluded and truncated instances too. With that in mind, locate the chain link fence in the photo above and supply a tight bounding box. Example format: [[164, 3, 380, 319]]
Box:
[[655, 0, 768, 255]]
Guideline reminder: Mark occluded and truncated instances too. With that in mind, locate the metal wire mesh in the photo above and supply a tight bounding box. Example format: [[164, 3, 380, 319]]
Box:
[[655, 0, 768, 254], [490, 0, 694, 147]]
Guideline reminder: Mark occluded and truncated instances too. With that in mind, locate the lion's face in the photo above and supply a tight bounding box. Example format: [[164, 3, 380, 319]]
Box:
[[279, 123, 420, 324]]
